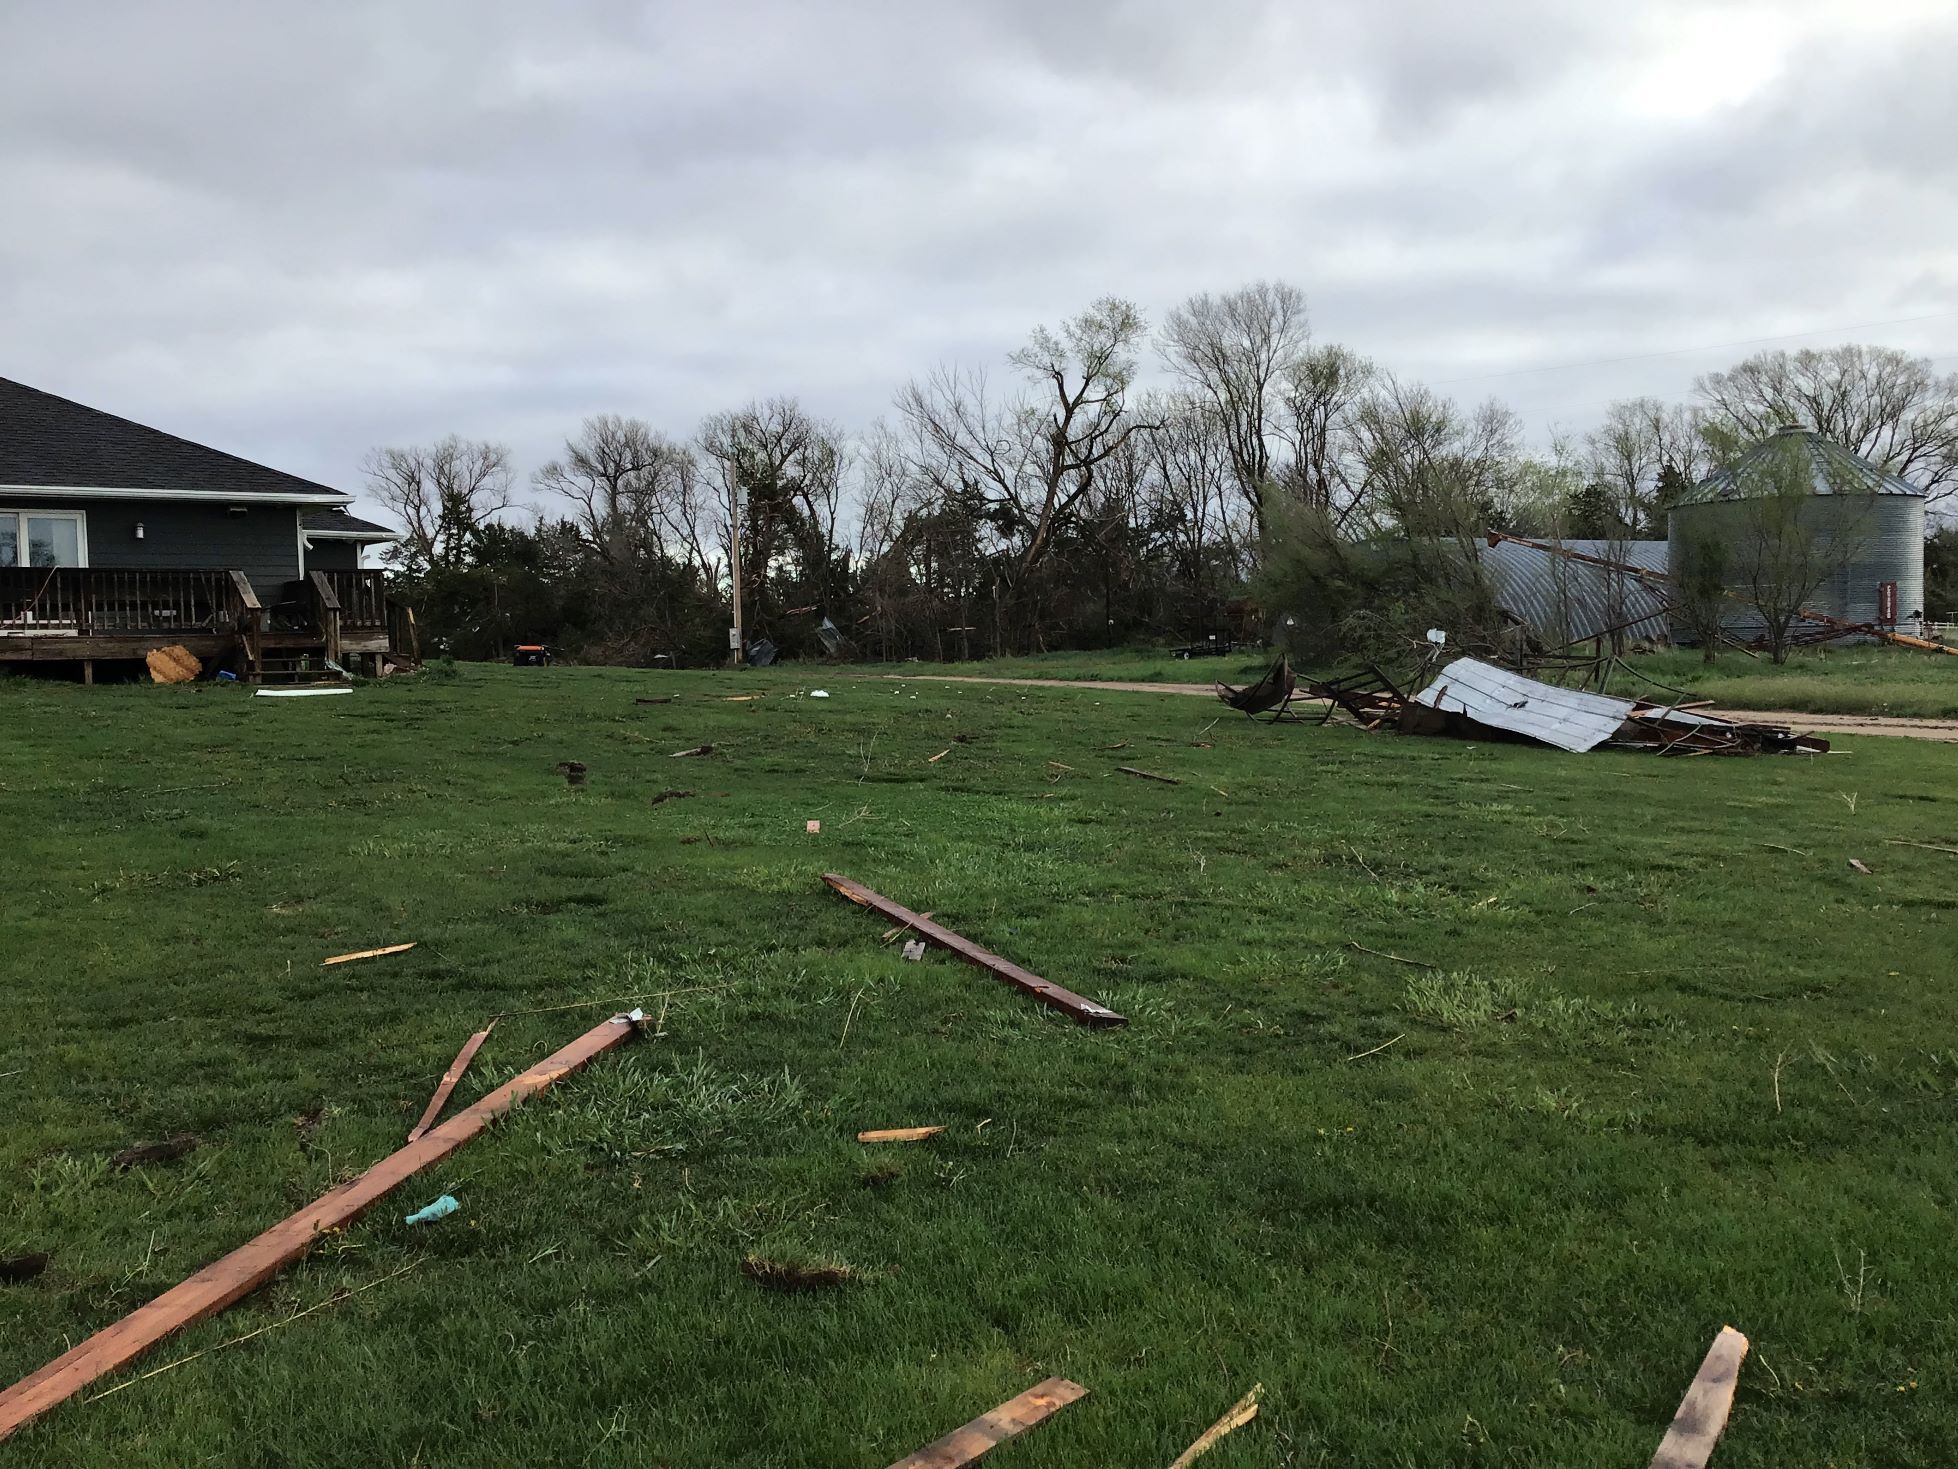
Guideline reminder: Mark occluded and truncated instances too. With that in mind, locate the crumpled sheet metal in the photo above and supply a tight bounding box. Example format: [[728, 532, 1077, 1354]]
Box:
[[1411, 657, 1638, 753]]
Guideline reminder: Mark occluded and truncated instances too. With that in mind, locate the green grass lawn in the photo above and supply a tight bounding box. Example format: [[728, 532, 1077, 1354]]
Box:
[[2, 665, 1955, 1465], [1618, 647, 1958, 720]]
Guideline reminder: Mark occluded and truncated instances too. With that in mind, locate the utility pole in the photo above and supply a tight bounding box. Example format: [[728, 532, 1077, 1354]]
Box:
[[728, 475, 744, 666]]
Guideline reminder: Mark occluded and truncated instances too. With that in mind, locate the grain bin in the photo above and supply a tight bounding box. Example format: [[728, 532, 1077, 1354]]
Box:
[[1667, 426, 1925, 641]]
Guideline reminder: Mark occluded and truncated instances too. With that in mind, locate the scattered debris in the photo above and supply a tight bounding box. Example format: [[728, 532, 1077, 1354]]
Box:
[[1217, 657, 1297, 720], [1759, 842, 1811, 857], [1170, 1383, 1263, 1468], [723, 694, 764, 702], [810, 690, 830, 698], [1848, 858, 1873, 875], [321, 942, 416, 968], [670, 744, 715, 758], [928, 749, 951, 763], [254, 687, 352, 699], [901, 938, 927, 962], [557, 760, 587, 786], [1347, 941, 1438, 971], [650, 789, 694, 806], [1310, 657, 1829, 756], [1117, 765, 1181, 785], [1346, 1034, 1405, 1062], [740, 1254, 855, 1293], [407, 1021, 496, 1143], [1102, 741, 1129, 751], [1885, 838, 1958, 857], [886, 1377, 1087, 1468], [881, 913, 933, 942], [1046, 761, 1073, 771], [1649, 1326, 1749, 1469], [858, 1126, 944, 1143], [145, 645, 201, 685], [0, 1010, 644, 1442], [112, 1135, 199, 1170], [403, 1194, 459, 1226], [0, 1255, 49, 1285], [633, 696, 673, 705], [824, 873, 1126, 1028], [807, 820, 822, 834]]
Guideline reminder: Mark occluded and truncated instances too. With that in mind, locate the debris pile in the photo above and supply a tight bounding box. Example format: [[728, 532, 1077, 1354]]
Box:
[[1308, 657, 1829, 756]]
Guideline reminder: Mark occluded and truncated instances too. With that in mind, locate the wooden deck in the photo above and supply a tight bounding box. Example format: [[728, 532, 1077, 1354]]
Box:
[[0, 566, 413, 677]]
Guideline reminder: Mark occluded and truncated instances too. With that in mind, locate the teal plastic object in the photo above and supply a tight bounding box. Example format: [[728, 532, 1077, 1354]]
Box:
[[404, 1194, 459, 1225]]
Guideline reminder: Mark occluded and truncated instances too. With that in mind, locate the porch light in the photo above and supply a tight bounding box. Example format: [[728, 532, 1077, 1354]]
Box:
[[134, 522, 145, 540]]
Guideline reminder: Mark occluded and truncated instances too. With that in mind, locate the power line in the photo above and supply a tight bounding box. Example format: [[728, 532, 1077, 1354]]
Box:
[[1429, 309, 1958, 388]]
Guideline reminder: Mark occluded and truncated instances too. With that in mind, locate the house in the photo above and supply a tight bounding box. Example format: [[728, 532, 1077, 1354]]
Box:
[[0, 376, 414, 680]]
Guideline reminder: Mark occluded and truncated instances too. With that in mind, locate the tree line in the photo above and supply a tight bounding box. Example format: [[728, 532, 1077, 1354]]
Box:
[[365, 281, 1958, 664]]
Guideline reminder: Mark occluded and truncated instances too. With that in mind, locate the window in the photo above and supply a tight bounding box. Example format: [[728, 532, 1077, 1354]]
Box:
[[0, 511, 87, 567]]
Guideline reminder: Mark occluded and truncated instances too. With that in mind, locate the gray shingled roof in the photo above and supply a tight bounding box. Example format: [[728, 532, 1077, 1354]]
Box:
[[0, 376, 349, 502], [301, 508, 397, 540], [1677, 426, 1921, 505]]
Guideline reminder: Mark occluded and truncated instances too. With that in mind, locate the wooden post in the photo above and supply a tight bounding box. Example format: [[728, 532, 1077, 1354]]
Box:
[[81, 659, 94, 686]]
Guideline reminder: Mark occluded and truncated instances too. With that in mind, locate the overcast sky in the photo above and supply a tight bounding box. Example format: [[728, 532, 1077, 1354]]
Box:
[[4, 0, 1955, 523]]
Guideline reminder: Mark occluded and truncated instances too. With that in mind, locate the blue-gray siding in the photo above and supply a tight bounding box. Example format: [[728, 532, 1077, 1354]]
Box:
[[2, 495, 303, 592]]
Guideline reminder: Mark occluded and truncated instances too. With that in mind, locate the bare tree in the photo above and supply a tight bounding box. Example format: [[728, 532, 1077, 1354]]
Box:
[[1584, 397, 1710, 533], [1696, 345, 1958, 502], [534, 414, 696, 568], [363, 436, 514, 575], [1273, 344, 1375, 524], [698, 398, 849, 633], [1160, 280, 1310, 532], [897, 298, 1158, 647]]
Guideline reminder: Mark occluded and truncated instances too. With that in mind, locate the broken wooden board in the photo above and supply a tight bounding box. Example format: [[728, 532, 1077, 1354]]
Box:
[[406, 1021, 496, 1143], [144, 645, 200, 685], [321, 942, 416, 967], [886, 1377, 1087, 1468], [0, 1011, 642, 1443], [858, 1126, 944, 1143], [1116, 765, 1180, 785], [1648, 1326, 1749, 1469], [1169, 1383, 1262, 1467], [823, 873, 1126, 1028]]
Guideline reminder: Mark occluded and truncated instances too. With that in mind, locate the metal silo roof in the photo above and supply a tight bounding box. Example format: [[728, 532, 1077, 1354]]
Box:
[[1677, 426, 1922, 505], [1479, 537, 1672, 645]]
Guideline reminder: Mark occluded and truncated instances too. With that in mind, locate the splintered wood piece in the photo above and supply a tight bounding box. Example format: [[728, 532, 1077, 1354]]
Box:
[[1649, 1326, 1749, 1469], [887, 1377, 1087, 1468], [928, 749, 951, 763], [1170, 1382, 1263, 1468], [823, 874, 1126, 1028], [670, 744, 715, 758], [406, 1021, 496, 1143], [1847, 858, 1873, 875], [858, 1126, 945, 1143], [321, 942, 416, 967], [0, 1012, 642, 1443], [1117, 765, 1180, 785]]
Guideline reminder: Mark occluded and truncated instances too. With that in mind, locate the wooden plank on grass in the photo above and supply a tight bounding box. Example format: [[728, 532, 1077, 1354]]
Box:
[[887, 1377, 1087, 1467], [858, 1126, 944, 1143], [321, 942, 416, 967], [1649, 1326, 1749, 1469], [823, 873, 1126, 1028], [1116, 765, 1180, 785], [1170, 1382, 1262, 1467], [0, 1012, 643, 1443], [406, 1020, 496, 1143]]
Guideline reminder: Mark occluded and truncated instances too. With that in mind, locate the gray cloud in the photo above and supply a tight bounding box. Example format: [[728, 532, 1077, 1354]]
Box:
[[2, 0, 1953, 521]]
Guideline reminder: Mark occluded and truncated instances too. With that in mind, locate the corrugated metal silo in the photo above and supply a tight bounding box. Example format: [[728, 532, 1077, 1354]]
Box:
[[1667, 426, 1925, 641]]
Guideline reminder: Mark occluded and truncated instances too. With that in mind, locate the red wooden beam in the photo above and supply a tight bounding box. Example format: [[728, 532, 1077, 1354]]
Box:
[[823, 873, 1125, 1028], [0, 1011, 642, 1443]]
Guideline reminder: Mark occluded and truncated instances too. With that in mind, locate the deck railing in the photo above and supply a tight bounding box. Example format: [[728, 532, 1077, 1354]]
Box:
[[317, 568, 387, 628], [0, 567, 235, 636]]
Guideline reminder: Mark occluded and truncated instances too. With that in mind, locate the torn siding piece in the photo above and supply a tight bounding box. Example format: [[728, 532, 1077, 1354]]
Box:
[[1411, 657, 1639, 753]]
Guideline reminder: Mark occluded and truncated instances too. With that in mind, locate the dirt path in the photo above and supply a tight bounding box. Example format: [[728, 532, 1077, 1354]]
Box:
[[879, 674, 1958, 743]]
